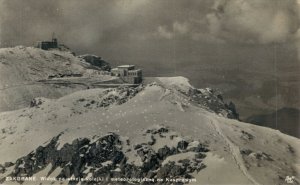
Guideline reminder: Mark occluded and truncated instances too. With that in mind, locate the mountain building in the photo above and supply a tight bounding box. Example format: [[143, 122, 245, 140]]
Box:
[[111, 65, 142, 84], [36, 38, 59, 50]]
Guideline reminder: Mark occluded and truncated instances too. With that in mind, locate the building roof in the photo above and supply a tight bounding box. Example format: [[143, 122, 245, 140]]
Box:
[[117, 65, 135, 68], [128, 69, 141, 72], [37, 41, 55, 44]]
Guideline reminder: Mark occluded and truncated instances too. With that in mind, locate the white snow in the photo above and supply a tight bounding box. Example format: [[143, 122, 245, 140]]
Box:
[[157, 76, 192, 93], [101, 161, 113, 167], [0, 76, 299, 184], [0, 46, 115, 112], [162, 152, 197, 166]]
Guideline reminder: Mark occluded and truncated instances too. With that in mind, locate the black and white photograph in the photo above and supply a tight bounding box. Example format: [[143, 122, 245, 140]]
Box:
[[0, 0, 299, 184]]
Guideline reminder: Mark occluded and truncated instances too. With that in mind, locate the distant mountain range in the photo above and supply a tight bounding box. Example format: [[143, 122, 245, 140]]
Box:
[[246, 107, 300, 138]]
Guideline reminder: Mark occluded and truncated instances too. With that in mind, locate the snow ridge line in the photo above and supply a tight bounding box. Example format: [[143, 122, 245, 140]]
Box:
[[209, 119, 261, 185]]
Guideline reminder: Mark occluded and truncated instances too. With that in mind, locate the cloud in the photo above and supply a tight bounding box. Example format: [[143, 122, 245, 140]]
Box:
[[156, 26, 174, 39], [0, 0, 300, 61], [150, 0, 300, 46], [0, 0, 150, 49], [155, 22, 190, 39], [206, 0, 300, 44], [0, 0, 63, 46], [173, 21, 189, 35], [1, 0, 298, 45]]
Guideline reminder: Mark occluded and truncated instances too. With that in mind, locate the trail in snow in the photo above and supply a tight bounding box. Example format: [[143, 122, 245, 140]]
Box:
[[209, 119, 261, 185], [158, 82, 261, 184]]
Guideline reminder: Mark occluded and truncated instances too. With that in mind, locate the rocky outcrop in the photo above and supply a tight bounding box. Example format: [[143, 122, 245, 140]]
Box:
[[187, 87, 239, 119], [47, 72, 82, 79], [79, 55, 111, 71], [76, 85, 144, 109], [1, 126, 209, 185], [29, 98, 46, 108]]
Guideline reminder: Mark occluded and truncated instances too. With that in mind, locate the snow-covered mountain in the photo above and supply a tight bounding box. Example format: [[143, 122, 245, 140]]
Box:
[[0, 46, 115, 112], [0, 47, 299, 185], [0, 77, 298, 185]]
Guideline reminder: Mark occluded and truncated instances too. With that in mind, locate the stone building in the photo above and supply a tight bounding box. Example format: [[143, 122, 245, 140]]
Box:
[[111, 65, 142, 84], [36, 38, 59, 50]]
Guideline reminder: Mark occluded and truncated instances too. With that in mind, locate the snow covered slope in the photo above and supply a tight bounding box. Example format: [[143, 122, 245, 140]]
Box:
[[0, 46, 114, 112], [0, 77, 299, 185]]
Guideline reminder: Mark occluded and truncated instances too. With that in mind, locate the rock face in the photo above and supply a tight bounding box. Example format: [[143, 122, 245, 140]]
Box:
[[0, 76, 299, 185], [75, 85, 144, 109], [1, 126, 208, 185], [79, 55, 111, 71], [187, 87, 239, 119]]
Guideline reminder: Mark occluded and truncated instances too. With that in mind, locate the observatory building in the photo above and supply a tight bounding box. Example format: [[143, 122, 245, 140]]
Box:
[[111, 65, 142, 84]]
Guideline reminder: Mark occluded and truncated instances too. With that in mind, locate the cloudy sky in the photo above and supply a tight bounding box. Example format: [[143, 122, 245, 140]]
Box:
[[0, 0, 299, 71]]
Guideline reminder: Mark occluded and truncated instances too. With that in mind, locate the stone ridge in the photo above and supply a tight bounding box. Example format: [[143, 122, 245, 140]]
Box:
[[0, 126, 209, 185]]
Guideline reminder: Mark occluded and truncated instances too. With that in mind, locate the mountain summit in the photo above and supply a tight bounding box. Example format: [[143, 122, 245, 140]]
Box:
[[0, 46, 114, 112]]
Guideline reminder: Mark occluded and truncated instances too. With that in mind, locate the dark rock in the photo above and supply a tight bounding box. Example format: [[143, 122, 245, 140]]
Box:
[[134, 144, 142, 150], [112, 151, 125, 164], [142, 155, 159, 172], [0, 166, 5, 173], [96, 86, 144, 108], [178, 159, 190, 167], [187, 87, 239, 120], [170, 165, 186, 176], [195, 153, 206, 159], [157, 162, 186, 178], [255, 152, 273, 161], [29, 98, 43, 108], [217, 94, 223, 101], [147, 135, 156, 145], [177, 140, 189, 150], [4, 162, 14, 168], [148, 127, 169, 135], [241, 131, 254, 141], [195, 163, 206, 172], [3, 129, 209, 184], [226, 102, 239, 119], [79, 55, 111, 71], [157, 146, 172, 160], [240, 149, 253, 155], [287, 144, 295, 154], [187, 143, 209, 153], [155, 127, 169, 134]]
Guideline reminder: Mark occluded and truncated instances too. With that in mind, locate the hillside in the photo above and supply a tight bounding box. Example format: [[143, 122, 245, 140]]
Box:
[[0, 46, 115, 112], [0, 77, 299, 185]]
